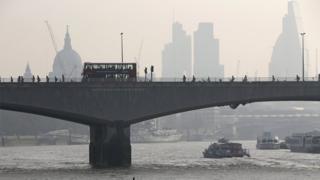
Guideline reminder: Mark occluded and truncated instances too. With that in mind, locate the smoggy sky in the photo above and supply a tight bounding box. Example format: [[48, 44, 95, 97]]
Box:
[[0, 0, 319, 78]]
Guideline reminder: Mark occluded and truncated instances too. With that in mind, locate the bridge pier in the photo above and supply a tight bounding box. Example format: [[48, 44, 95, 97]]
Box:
[[89, 123, 131, 168]]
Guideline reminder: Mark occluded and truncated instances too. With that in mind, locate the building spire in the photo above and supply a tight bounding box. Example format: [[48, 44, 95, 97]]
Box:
[[64, 25, 72, 50], [25, 62, 31, 72], [23, 62, 33, 78]]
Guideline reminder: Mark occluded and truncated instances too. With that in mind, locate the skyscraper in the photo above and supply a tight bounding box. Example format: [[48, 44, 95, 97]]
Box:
[[162, 22, 192, 78], [49, 26, 82, 79], [193, 23, 223, 78], [269, 1, 302, 78]]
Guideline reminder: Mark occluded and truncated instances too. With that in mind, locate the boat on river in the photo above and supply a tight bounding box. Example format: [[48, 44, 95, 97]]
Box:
[[286, 130, 320, 153], [256, 132, 280, 149], [203, 139, 250, 158]]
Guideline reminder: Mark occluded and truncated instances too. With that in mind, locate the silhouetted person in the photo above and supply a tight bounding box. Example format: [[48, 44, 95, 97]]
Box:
[[243, 75, 248, 82], [62, 75, 65, 82], [272, 75, 275, 82], [230, 76, 235, 82], [21, 76, 24, 83], [46, 76, 49, 83], [296, 75, 300, 82], [17, 76, 20, 83], [32, 75, 35, 83], [37, 75, 40, 83], [207, 77, 210, 82], [183, 75, 186, 82], [318, 74, 320, 82], [10, 76, 13, 83], [55, 76, 58, 83], [192, 75, 196, 82], [150, 65, 154, 81]]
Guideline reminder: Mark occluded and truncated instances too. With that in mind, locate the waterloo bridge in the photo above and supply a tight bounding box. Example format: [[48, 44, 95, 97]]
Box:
[[1, 78, 320, 167]]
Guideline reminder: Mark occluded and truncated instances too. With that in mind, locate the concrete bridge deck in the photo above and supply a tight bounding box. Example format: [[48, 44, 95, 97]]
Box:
[[1, 81, 320, 167]]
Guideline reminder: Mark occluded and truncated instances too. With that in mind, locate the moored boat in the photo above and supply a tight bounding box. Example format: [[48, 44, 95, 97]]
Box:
[[256, 132, 280, 149], [286, 130, 320, 153]]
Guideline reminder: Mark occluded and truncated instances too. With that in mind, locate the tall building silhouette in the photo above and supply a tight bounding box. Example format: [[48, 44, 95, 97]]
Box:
[[194, 23, 223, 78], [162, 22, 192, 78], [269, 1, 302, 78], [49, 26, 82, 79]]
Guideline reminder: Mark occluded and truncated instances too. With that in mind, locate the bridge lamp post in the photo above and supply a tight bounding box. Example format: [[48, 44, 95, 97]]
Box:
[[144, 67, 148, 82], [301, 32, 306, 82], [120, 32, 124, 64]]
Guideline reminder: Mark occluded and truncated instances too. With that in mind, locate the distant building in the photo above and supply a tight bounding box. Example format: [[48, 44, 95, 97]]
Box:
[[49, 26, 82, 79], [162, 22, 192, 78], [269, 1, 302, 78], [23, 62, 33, 80], [194, 23, 224, 78]]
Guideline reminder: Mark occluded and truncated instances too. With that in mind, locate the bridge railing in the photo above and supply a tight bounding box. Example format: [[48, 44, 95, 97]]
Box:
[[0, 77, 82, 83], [0, 76, 319, 83], [136, 76, 320, 83]]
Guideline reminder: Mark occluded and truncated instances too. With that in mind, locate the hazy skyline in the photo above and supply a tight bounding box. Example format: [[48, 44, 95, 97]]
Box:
[[1, 0, 320, 78]]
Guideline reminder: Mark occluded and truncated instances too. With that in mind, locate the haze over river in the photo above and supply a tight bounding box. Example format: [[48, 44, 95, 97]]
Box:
[[0, 141, 320, 180]]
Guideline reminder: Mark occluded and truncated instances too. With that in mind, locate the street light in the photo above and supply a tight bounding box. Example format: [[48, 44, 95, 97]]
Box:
[[301, 32, 306, 82], [120, 32, 124, 64], [144, 67, 148, 82]]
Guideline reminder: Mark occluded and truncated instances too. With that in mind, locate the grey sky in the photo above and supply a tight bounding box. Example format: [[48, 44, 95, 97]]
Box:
[[0, 0, 319, 77]]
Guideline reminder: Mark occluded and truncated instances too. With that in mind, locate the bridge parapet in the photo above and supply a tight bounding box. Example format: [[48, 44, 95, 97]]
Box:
[[1, 76, 320, 84], [1, 81, 320, 125]]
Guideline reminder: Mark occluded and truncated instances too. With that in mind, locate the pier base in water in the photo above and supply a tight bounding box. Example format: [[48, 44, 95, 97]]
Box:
[[89, 124, 131, 168]]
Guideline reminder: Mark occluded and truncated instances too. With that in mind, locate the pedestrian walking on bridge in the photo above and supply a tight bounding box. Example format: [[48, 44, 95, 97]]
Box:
[[192, 75, 196, 82], [183, 75, 186, 83], [296, 75, 300, 82]]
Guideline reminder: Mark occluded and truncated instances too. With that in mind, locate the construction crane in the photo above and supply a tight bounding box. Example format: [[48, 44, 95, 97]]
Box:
[[44, 21, 66, 77], [45, 20, 58, 54]]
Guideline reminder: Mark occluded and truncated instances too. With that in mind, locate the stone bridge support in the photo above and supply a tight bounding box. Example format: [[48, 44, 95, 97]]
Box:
[[89, 123, 131, 167]]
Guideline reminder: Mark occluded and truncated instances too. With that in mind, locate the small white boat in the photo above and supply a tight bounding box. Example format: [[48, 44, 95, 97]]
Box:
[[256, 132, 280, 150]]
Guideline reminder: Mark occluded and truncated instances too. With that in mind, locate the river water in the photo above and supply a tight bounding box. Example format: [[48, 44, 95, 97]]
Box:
[[0, 141, 320, 180]]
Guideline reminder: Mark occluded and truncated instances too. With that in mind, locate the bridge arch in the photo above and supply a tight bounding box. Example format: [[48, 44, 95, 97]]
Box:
[[129, 97, 320, 125], [0, 103, 112, 126]]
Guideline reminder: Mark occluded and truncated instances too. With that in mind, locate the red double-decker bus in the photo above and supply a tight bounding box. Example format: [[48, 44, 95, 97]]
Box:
[[82, 62, 137, 81]]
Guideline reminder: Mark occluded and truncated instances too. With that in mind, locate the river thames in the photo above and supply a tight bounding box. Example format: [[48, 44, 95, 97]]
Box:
[[0, 141, 320, 179]]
